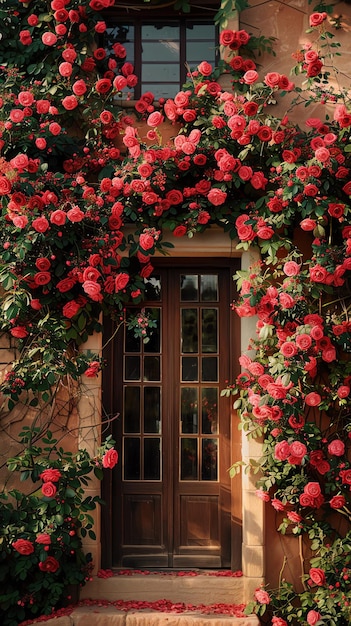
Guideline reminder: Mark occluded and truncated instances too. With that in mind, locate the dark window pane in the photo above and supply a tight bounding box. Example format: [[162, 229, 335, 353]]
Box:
[[181, 438, 198, 480], [144, 356, 160, 381], [182, 357, 198, 381], [180, 275, 198, 301], [142, 24, 179, 40], [144, 276, 161, 300], [124, 437, 140, 480], [144, 308, 161, 353], [201, 308, 218, 353], [202, 438, 218, 481], [202, 388, 218, 434], [201, 357, 218, 382], [125, 356, 140, 381], [200, 275, 218, 301], [186, 24, 216, 39], [181, 387, 198, 434], [144, 438, 161, 480], [144, 387, 161, 433], [124, 386, 140, 433], [125, 318, 141, 352], [181, 308, 198, 353]]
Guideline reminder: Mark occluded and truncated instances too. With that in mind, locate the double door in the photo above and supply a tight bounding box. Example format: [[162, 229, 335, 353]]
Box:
[[103, 262, 239, 568]]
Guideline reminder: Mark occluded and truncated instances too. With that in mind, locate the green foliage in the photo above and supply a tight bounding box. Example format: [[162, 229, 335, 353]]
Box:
[[0, 429, 116, 626]]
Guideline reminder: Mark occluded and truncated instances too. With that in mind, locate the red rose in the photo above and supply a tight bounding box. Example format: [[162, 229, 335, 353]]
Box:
[[50, 210, 67, 226], [102, 448, 119, 469], [12, 539, 34, 555], [10, 326, 28, 338], [173, 225, 187, 237], [327, 439, 345, 456], [56, 277, 77, 293], [41, 482, 57, 498], [308, 567, 326, 586], [62, 95, 79, 111], [95, 78, 112, 94], [329, 495, 346, 509], [67, 206, 84, 222], [39, 468, 62, 482], [207, 188, 227, 206], [305, 392, 321, 406], [35, 533, 51, 545], [62, 301, 81, 319], [309, 12, 327, 27], [115, 273, 130, 292], [32, 217, 49, 233], [34, 271, 51, 286], [83, 280, 102, 301], [139, 233, 155, 251], [39, 557, 60, 573]]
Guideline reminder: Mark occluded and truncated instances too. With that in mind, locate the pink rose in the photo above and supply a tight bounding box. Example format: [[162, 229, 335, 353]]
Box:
[[12, 215, 28, 229], [327, 439, 345, 457], [115, 272, 130, 292], [41, 481, 57, 498], [274, 440, 290, 461], [35, 533, 51, 545], [83, 280, 102, 301], [243, 70, 259, 84], [73, 79, 87, 96], [309, 12, 327, 27], [283, 261, 300, 276], [32, 217, 49, 233], [309, 567, 326, 586], [304, 482, 321, 498], [102, 448, 119, 469], [67, 206, 84, 222], [40, 468, 62, 483], [198, 61, 212, 76], [139, 233, 155, 250], [147, 111, 164, 127], [207, 188, 227, 206], [42, 32, 58, 46], [305, 392, 321, 407], [329, 494, 346, 509], [50, 209, 66, 225], [62, 95, 79, 111], [254, 589, 270, 604], [307, 610, 322, 626]]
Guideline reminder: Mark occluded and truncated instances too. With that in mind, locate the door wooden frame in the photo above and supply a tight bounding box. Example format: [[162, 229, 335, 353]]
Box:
[[101, 257, 242, 570]]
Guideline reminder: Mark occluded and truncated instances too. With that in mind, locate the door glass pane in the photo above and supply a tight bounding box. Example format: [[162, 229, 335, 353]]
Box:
[[124, 437, 140, 480], [144, 387, 161, 433], [181, 387, 198, 434], [200, 275, 218, 301], [181, 309, 198, 353], [202, 438, 218, 481], [144, 276, 161, 301], [124, 387, 140, 432], [201, 357, 218, 382], [180, 275, 198, 301], [125, 356, 140, 381], [125, 318, 140, 352], [144, 438, 161, 480], [181, 438, 198, 480], [144, 356, 160, 381], [202, 388, 218, 434], [182, 356, 198, 381], [144, 308, 161, 353], [201, 308, 217, 353]]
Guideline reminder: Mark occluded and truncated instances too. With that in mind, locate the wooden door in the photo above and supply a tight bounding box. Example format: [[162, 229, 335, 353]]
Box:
[[102, 261, 239, 569]]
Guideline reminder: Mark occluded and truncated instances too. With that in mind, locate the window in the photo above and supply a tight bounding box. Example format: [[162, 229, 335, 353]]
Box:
[[105, 17, 218, 100]]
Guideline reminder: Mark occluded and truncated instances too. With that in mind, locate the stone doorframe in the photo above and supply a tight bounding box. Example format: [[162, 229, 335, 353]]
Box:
[[78, 227, 264, 602]]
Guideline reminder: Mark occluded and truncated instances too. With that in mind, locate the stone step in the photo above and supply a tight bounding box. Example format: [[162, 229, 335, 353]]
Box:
[[26, 605, 260, 626], [80, 572, 244, 606]]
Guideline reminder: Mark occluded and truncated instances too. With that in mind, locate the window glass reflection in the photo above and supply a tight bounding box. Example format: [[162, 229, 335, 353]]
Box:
[[144, 387, 161, 433], [181, 438, 198, 480], [125, 355, 140, 381], [201, 357, 218, 382], [201, 308, 217, 353], [182, 357, 198, 381], [144, 438, 161, 480], [181, 308, 198, 353], [200, 275, 218, 301], [181, 387, 198, 434], [124, 438, 140, 480], [124, 386, 140, 432], [201, 438, 218, 481], [144, 356, 160, 381], [202, 388, 218, 434], [180, 275, 198, 301]]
